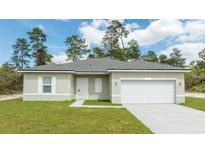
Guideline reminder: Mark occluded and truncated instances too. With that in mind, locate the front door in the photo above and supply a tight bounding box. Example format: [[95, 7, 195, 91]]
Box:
[[76, 78, 88, 100]]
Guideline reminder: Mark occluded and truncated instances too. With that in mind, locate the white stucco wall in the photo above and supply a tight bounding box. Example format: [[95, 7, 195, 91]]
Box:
[[23, 73, 74, 101], [23, 71, 185, 103], [110, 72, 185, 104]]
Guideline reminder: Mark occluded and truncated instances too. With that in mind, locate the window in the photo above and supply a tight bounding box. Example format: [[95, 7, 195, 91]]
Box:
[[43, 77, 52, 93], [95, 78, 102, 93]]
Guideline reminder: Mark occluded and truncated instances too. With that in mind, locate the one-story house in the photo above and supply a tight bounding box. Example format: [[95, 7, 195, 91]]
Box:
[[19, 57, 190, 104]]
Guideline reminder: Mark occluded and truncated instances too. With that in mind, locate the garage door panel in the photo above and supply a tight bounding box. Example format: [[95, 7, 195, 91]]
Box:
[[121, 80, 175, 104]]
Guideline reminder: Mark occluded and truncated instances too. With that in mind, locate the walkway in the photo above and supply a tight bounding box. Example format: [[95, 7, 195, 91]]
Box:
[[185, 92, 205, 98], [69, 100, 125, 108], [0, 94, 22, 101]]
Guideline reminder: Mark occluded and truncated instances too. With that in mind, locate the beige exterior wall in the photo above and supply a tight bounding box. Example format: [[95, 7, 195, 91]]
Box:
[[23, 73, 73, 101], [23, 72, 185, 103], [73, 75, 110, 100], [23, 73, 110, 101], [110, 72, 185, 104]]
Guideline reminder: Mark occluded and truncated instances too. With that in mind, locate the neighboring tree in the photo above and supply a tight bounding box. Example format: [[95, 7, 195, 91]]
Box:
[[159, 54, 168, 64], [10, 50, 20, 70], [185, 49, 205, 93], [0, 63, 23, 94], [195, 60, 205, 69], [126, 39, 141, 60], [194, 49, 205, 69], [141, 51, 158, 62], [1, 61, 14, 72], [189, 61, 196, 68], [65, 35, 89, 61], [199, 48, 205, 60], [102, 20, 129, 60], [27, 27, 52, 65], [11, 38, 31, 69], [167, 48, 186, 67], [88, 47, 106, 58]]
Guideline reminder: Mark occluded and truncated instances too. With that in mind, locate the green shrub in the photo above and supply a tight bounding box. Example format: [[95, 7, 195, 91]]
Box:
[[185, 68, 205, 92], [0, 70, 23, 94]]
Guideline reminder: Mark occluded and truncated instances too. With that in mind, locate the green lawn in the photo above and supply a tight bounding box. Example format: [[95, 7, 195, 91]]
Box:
[[182, 97, 205, 112], [0, 98, 152, 134], [83, 100, 122, 106]]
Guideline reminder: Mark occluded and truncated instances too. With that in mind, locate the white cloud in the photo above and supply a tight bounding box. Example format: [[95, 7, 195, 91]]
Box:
[[52, 52, 89, 64], [125, 23, 140, 31], [52, 52, 68, 64], [79, 20, 109, 47], [126, 19, 184, 46], [176, 20, 205, 42], [160, 42, 205, 64]]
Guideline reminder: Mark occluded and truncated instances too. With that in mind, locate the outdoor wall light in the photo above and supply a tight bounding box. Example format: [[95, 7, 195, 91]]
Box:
[[179, 82, 182, 87], [115, 82, 118, 87]]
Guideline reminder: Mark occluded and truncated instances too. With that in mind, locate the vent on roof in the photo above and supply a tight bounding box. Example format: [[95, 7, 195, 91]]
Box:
[[89, 63, 92, 66]]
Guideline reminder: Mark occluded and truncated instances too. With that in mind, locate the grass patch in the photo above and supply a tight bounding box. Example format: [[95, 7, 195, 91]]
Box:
[[0, 98, 152, 134], [181, 97, 205, 112], [83, 100, 122, 106]]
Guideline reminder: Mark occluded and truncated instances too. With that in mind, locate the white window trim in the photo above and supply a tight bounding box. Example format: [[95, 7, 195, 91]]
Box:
[[95, 78, 102, 93], [38, 76, 42, 94], [52, 76, 56, 94], [38, 76, 56, 94]]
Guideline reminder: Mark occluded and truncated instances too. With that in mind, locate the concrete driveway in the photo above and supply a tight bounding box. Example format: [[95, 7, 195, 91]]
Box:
[[124, 104, 205, 134]]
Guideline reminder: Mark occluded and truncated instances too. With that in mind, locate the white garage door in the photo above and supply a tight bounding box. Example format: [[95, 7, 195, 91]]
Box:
[[121, 80, 175, 104]]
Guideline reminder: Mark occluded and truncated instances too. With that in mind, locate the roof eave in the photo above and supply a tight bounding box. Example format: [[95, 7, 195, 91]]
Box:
[[18, 69, 191, 73], [17, 70, 75, 73], [17, 70, 108, 74], [107, 69, 191, 73]]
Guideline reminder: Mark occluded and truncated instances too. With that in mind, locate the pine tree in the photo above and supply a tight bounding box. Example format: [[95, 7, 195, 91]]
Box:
[[11, 38, 31, 69], [167, 48, 186, 67], [142, 51, 158, 62], [27, 27, 52, 65], [102, 20, 129, 61], [65, 35, 89, 61]]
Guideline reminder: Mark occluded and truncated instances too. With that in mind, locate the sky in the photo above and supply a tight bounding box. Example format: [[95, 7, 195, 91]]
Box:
[[0, 19, 205, 66]]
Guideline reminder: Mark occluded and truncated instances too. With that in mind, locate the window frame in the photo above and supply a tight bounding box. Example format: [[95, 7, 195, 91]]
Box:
[[42, 76, 52, 94]]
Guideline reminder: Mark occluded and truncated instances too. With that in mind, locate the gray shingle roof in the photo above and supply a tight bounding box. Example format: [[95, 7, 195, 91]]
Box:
[[21, 57, 188, 72]]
